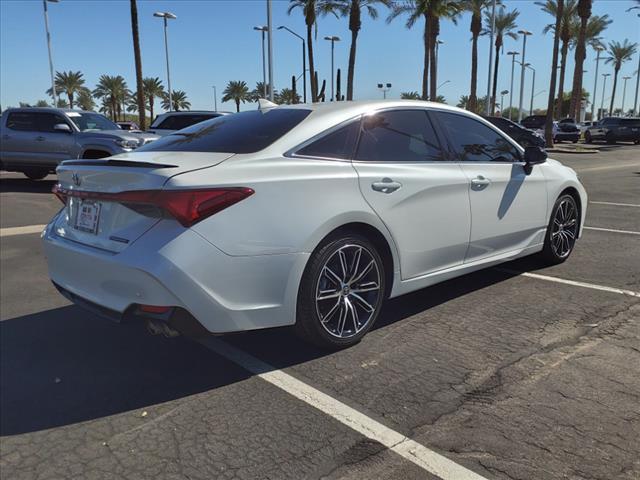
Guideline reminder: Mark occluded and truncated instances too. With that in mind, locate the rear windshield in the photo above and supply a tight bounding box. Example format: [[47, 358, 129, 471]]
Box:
[[151, 113, 221, 130], [138, 109, 312, 154]]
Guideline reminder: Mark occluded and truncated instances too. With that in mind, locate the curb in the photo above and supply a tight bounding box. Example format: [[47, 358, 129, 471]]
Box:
[[546, 148, 599, 154]]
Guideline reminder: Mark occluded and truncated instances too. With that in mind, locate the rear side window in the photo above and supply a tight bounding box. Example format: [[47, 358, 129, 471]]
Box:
[[296, 120, 360, 159], [152, 114, 221, 131], [6, 112, 38, 131], [620, 119, 640, 126], [433, 111, 521, 162], [354, 110, 444, 162], [138, 109, 312, 154]]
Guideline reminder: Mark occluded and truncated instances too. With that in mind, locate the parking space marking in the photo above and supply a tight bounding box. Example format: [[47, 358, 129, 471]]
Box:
[[0, 224, 46, 237], [201, 337, 489, 480], [498, 268, 640, 298], [584, 226, 640, 236], [590, 201, 640, 208]]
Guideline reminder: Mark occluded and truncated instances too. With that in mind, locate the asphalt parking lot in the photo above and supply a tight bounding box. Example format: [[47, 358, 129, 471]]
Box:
[[1, 146, 639, 480]]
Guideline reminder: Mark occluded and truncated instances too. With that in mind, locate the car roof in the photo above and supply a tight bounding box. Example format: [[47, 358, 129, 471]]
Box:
[[157, 110, 227, 116], [6, 107, 93, 114]]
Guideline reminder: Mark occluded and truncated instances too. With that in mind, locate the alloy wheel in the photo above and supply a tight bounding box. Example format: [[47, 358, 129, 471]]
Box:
[[315, 244, 381, 339], [551, 198, 578, 258]]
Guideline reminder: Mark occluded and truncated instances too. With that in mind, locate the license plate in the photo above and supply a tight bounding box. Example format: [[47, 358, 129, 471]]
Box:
[[75, 201, 101, 234]]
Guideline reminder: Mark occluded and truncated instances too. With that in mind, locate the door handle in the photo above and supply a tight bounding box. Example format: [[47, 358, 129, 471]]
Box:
[[372, 178, 402, 194], [35, 136, 46, 141], [470, 176, 491, 189]]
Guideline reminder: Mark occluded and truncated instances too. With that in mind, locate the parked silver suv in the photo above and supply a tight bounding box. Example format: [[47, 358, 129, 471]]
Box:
[[0, 108, 159, 179]]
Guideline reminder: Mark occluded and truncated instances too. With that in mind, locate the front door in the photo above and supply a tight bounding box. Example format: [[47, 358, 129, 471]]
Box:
[[432, 110, 548, 263], [352, 109, 471, 280]]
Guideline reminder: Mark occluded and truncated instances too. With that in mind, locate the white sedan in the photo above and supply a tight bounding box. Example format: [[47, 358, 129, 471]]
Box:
[[44, 100, 587, 348]]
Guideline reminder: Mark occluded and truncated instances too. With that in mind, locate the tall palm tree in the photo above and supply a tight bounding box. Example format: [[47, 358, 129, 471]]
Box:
[[544, 0, 564, 146], [278, 88, 301, 104], [53, 71, 86, 109], [142, 77, 165, 121], [427, 1, 461, 101], [130, 0, 146, 130], [342, 0, 391, 100], [250, 82, 278, 102], [461, 0, 495, 112], [606, 39, 638, 115], [568, 10, 611, 119], [401, 91, 421, 99], [288, 0, 344, 102], [387, 0, 432, 100], [93, 75, 127, 120], [222, 81, 250, 112], [485, 7, 519, 115], [161, 90, 191, 112], [76, 88, 95, 111], [537, 0, 578, 118], [35, 100, 50, 107]]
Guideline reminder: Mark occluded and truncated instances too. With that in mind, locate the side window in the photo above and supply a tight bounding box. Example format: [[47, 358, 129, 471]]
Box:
[[6, 112, 38, 131], [355, 110, 444, 162], [36, 113, 70, 132], [433, 111, 521, 162], [296, 120, 360, 159]]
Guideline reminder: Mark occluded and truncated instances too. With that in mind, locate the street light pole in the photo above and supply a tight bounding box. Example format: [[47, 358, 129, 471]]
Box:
[[507, 51, 519, 120], [621, 76, 631, 116], [278, 26, 307, 103], [600, 73, 611, 118], [254, 26, 268, 97], [154, 11, 176, 112], [212, 85, 217, 111], [591, 45, 605, 121], [634, 53, 640, 116], [42, 0, 59, 106], [266, 0, 274, 102], [526, 64, 536, 116], [485, 0, 497, 116], [517, 30, 532, 122], [324, 36, 340, 101], [377, 83, 392, 99]]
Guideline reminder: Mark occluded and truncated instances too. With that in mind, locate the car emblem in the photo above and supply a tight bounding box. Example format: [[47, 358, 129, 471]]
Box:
[[72, 173, 81, 186]]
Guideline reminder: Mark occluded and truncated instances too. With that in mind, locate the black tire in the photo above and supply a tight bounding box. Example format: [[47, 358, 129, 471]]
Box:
[[538, 194, 579, 265], [24, 170, 48, 180], [605, 133, 616, 145], [295, 233, 386, 349], [585, 132, 593, 144]]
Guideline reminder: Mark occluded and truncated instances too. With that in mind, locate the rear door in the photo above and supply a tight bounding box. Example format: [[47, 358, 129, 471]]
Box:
[[351, 109, 471, 280], [1, 111, 40, 166], [432, 110, 548, 263]]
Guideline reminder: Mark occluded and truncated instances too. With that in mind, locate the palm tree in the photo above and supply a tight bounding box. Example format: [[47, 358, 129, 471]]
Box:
[[485, 7, 519, 115], [568, 10, 611, 119], [401, 91, 421, 99], [35, 100, 50, 107], [343, 0, 391, 100], [142, 77, 165, 121], [161, 90, 191, 111], [53, 71, 86, 109], [427, 1, 461, 101], [461, 0, 495, 112], [288, 0, 344, 102], [93, 75, 126, 120], [76, 88, 95, 111], [278, 88, 301, 104], [222, 81, 250, 112], [250, 82, 278, 102], [537, 0, 578, 118], [606, 39, 638, 115], [544, 0, 564, 146], [130, 0, 146, 130]]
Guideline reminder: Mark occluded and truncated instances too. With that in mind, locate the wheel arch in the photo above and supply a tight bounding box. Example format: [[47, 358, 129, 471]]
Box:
[[80, 147, 113, 159], [558, 186, 585, 236]]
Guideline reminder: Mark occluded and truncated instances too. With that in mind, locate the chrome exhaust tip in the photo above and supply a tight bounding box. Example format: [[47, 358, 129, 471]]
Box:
[[145, 318, 180, 338]]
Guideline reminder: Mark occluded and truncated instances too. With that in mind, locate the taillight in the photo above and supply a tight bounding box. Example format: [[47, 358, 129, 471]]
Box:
[[52, 184, 254, 227]]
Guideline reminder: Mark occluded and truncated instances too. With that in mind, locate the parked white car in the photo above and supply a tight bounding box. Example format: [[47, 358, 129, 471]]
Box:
[[147, 111, 229, 136], [44, 100, 587, 348]]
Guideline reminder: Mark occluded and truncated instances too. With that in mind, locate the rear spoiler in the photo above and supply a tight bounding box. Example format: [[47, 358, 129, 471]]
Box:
[[61, 159, 178, 169]]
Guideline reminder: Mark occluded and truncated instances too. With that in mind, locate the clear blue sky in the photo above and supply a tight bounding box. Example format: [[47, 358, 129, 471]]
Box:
[[1, 0, 638, 113]]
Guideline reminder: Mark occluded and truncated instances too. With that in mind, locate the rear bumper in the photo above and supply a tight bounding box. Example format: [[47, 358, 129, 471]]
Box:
[[43, 216, 309, 334]]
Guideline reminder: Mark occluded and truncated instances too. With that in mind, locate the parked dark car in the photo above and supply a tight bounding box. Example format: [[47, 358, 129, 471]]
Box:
[[117, 121, 140, 130], [520, 115, 546, 130], [485, 116, 545, 148], [584, 117, 640, 144], [554, 118, 580, 143]]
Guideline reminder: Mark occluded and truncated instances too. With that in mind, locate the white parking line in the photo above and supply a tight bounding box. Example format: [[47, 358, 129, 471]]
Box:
[[497, 268, 640, 298], [201, 337, 489, 480], [590, 201, 640, 208], [584, 226, 640, 236], [0, 224, 46, 237]]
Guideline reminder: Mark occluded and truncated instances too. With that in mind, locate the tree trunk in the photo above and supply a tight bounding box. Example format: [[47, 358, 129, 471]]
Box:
[[347, 28, 358, 101], [235, 98, 240, 113], [545, 0, 564, 146], [130, 0, 146, 130], [609, 67, 619, 116], [469, 35, 479, 112], [429, 16, 439, 101], [491, 42, 500, 115], [556, 39, 569, 118], [68, 93, 73, 110], [422, 13, 430, 100], [149, 97, 154, 122], [307, 24, 317, 102]]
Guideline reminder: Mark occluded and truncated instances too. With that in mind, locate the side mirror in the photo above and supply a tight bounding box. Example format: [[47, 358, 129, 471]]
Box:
[[54, 123, 72, 133], [524, 146, 547, 167]]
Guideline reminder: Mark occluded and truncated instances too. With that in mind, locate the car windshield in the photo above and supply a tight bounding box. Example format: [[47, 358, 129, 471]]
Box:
[[138, 108, 312, 154], [67, 112, 118, 131]]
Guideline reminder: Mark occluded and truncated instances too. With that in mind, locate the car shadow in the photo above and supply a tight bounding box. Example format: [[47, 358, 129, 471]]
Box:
[[0, 268, 522, 436], [0, 177, 57, 194]]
